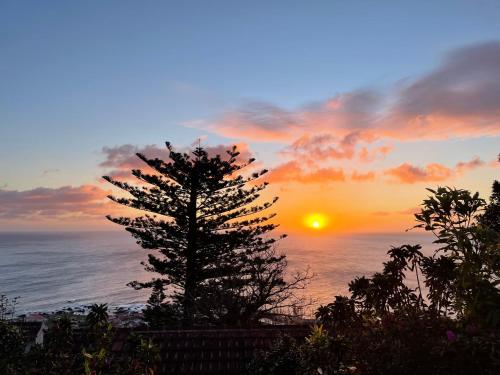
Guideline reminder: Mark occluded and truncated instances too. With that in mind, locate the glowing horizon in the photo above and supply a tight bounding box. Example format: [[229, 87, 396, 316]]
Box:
[[0, 2, 499, 232]]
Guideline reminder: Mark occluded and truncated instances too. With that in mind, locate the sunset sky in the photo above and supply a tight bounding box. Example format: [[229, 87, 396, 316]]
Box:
[[1, 1, 499, 233]]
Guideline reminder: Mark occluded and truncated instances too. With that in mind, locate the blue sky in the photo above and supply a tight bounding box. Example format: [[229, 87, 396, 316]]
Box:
[[0, 1, 499, 231]]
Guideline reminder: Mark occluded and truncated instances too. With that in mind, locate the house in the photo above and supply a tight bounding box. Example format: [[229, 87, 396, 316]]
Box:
[[12, 320, 47, 351]]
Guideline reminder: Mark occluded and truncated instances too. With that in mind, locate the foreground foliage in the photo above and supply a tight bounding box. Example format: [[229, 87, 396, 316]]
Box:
[[0, 304, 159, 375], [251, 180, 500, 375]]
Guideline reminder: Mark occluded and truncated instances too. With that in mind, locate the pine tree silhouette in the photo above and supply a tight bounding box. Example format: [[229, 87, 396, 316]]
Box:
[[104, 142, 300, 326]]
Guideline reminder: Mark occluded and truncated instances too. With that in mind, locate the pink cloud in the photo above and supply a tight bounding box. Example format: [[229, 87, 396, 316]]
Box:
[[0, 143, 258, 222], [455, 156, 485, 172], [213, 103, 302, 142], [281, 132, 365, 162], [278, 131, 391, 167], [211, 91, 381, 143], [100, 144, 171, 179], [100, 142, 253, 180], [0, 185, 112, 219]]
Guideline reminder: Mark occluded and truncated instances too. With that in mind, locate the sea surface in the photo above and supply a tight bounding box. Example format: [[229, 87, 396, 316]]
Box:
[[0, 231, 436, 314]]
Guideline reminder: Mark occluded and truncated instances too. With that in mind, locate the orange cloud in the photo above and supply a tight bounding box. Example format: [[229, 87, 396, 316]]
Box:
[[384, 163, 454, 184], [370, 207, 420, 217], [384, 157, 489, 184], [358, 145, 392, 162], [267, 161, 345, 184]]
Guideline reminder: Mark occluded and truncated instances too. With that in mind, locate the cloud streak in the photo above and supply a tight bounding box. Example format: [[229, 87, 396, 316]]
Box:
[[0, 185, 112, 219]]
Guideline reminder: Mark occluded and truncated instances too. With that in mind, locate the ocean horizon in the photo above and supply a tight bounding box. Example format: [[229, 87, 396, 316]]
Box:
[[0, 230, 436, 314]]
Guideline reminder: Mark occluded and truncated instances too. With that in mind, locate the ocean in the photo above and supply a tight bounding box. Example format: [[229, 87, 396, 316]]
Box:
[[0, 231, 436, 314]]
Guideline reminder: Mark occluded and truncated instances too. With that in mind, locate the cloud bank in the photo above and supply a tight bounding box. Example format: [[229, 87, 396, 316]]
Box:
[[209, 42, 500, 143], [197, 42, 500, 186]]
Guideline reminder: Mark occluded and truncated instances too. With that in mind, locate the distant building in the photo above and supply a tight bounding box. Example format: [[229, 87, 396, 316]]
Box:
[[12, 320, 47, 351]]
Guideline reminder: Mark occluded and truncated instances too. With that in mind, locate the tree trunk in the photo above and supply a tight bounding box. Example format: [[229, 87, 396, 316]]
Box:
[[183, 169, 198, 326]]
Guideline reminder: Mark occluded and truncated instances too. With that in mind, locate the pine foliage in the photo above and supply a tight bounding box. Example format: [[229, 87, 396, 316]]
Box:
[[104, 142, 300, 326]]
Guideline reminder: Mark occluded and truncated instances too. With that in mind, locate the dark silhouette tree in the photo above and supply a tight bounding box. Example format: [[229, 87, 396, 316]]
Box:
[[479, 180, 500, 232], [346, 245, 423, 317], [86, 303, 109, 328], [104, 142, 308, 326], [478, 154, 499, 232], [414, 186, 500, 325]]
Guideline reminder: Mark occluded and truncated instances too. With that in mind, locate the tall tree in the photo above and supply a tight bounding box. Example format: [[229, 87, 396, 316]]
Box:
[[104, 142, 306, 326]]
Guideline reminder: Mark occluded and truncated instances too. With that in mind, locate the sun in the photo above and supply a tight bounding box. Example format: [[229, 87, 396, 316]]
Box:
[[304, 213, 328, 230]]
